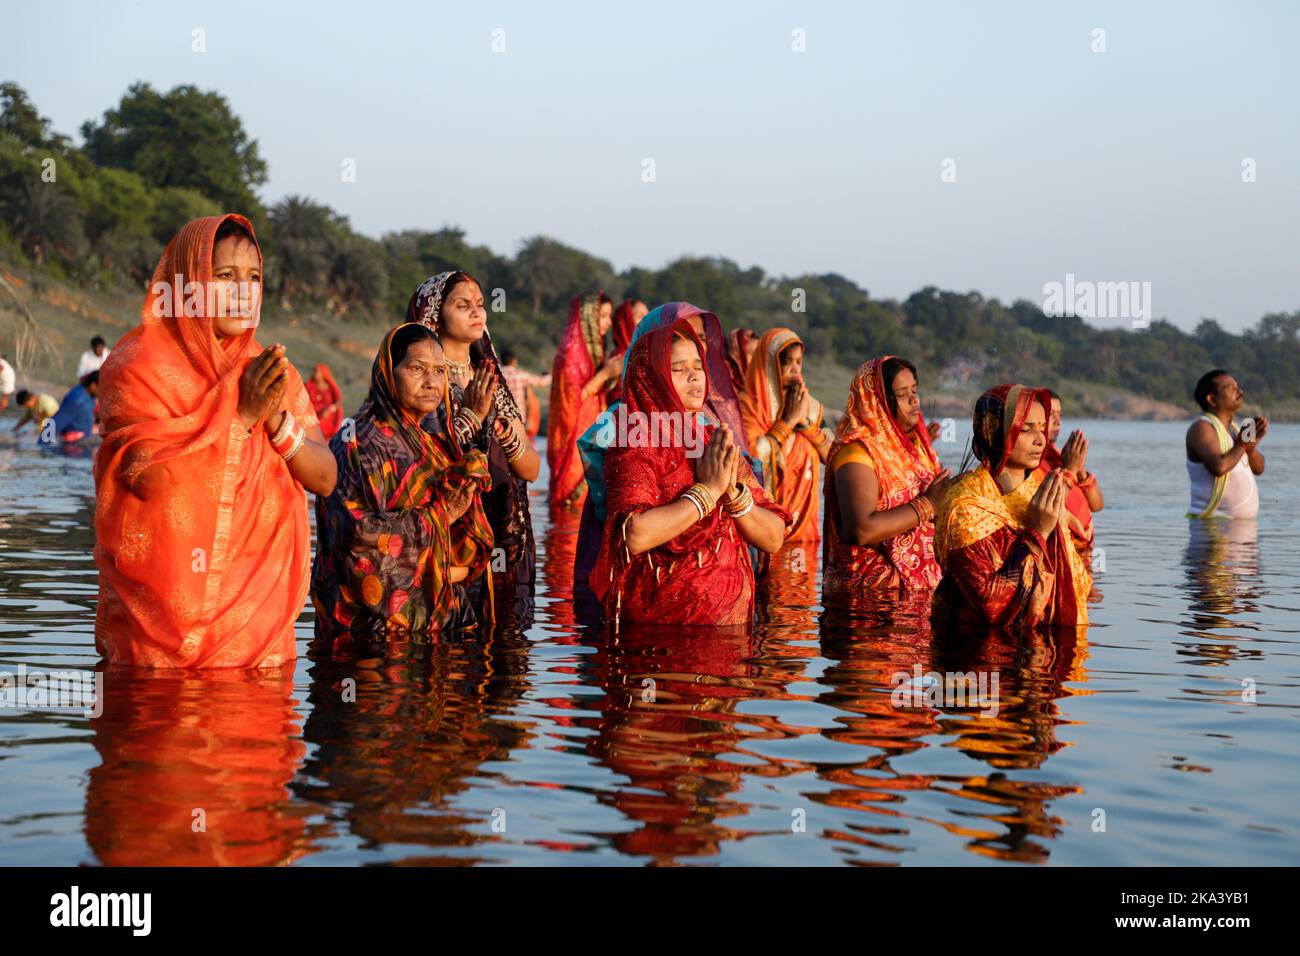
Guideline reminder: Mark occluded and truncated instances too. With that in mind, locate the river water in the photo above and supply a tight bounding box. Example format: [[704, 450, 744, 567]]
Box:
[[0, 420, 1296, 865]]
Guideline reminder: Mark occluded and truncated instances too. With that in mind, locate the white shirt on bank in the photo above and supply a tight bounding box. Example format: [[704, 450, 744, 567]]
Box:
[[77, 348, 110, 379]]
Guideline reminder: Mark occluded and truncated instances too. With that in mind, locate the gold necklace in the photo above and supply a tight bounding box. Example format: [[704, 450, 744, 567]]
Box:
[[446, 356, 473, 382]]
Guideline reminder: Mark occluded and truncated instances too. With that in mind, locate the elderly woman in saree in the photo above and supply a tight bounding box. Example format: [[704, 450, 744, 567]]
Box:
[[312, 323, 495, 638], [740, 327, 834, 543], [548, 292, 623, 511], [590, 319, 790, 630], [823, 357, 955, 594], [932, 384, 1092, 633], [408, 271, 539, 610], [573, 302, 752, 590], [94, 214, 337, 668]]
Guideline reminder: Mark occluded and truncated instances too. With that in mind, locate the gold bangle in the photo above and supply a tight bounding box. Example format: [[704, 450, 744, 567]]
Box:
[[725, 484, 754, 517], [685, 482, 717, 516]]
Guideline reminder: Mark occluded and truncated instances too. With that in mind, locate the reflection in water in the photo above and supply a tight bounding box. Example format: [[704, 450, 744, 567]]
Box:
[[4, 422, 1297, 865], [293, 633, 533, 864], [816, 594, 1089, 863], [581, 623, 798, 864], [1179, 519, 1263, 666], [86, 667, 308, 866]]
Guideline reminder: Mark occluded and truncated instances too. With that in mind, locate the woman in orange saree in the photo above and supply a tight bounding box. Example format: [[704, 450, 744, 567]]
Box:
[[94, 214, 337, 668], [307, 363, 344, 439], [591, 320, 790, 630], [547, 293, 617, 511], [739, 327, 833, 543], [823, 357, 954, 594], [931, 384, 1092, 633]]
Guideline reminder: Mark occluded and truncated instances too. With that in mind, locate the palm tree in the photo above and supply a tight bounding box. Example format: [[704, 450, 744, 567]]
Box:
[[4, 181, 85, 266], [514, 235, 567, 315], [268, 195, 333, 304]]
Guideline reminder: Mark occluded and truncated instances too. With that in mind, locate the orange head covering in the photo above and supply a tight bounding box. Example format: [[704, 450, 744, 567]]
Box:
[[93, 214, 318, 668], [739, 327, 822, 541], [824, 357, 945, 589]]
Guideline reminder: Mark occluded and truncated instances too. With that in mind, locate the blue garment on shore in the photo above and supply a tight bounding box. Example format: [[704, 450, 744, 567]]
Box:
[[40, 383, 94, 445]]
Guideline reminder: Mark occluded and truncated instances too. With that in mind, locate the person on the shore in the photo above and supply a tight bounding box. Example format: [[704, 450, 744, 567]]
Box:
[[548, 293, 621, 512], [1038, 389, 1104, 553], [740, 327, 834, 543], [94, 214, 337, 669], [307, 363, 344, 439], [932, 384, 1092, 632], [591, 319, 790, 629], [11, 389, 59, 433], [408, 271, 540, 611], [0, 351, 14, 413], [39, 371, 99, 445], [312, 323, 496, 638], [1185, 369, 1265, 519], [499, 349, 550, 443], [822, 357, 954, 594], [77, 335, 111, 380]]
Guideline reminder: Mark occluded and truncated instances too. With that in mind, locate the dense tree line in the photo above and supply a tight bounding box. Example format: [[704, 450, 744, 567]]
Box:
[[1, 81, 1296, 409]]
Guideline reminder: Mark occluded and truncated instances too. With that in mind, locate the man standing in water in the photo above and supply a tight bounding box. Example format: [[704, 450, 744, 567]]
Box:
[[1185, 369, 1265, 518]]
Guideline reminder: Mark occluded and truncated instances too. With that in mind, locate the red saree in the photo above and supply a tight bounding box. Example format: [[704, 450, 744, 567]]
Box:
[[307, 363, 344, 439], [547, 294, 608, 510], [931, 385, 1091, 633], [740, 327, 824, 543], [590, 321, 791, 629], [823, 357, 944, 592], [94, 214, 317, 668], [1038, 443, 1095, 553]]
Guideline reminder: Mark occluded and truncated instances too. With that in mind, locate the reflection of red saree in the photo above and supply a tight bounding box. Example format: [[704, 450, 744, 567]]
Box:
[[591, 321, 791, 628], [823, 357, 944, 593], [547, 294, 608, 510], [307, 363, 344, 439], [740, 328, 823, 543], [932, 386, 1091, 633]]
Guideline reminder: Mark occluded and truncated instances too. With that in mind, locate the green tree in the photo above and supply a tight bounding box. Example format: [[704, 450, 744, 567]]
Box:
[[81, 83, 268, 217], [3, 179, 85, 265]]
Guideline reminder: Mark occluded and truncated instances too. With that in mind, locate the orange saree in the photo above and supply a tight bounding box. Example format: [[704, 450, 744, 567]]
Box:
[[94, 214, 317, 668], [740, 328, 824, 543]]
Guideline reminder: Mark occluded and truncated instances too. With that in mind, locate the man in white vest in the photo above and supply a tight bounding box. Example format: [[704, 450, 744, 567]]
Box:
[[1185, 369, 1265, 518]]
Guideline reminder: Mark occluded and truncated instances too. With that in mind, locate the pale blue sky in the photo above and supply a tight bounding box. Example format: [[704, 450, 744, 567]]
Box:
[[4, 0, 1298, 330]]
